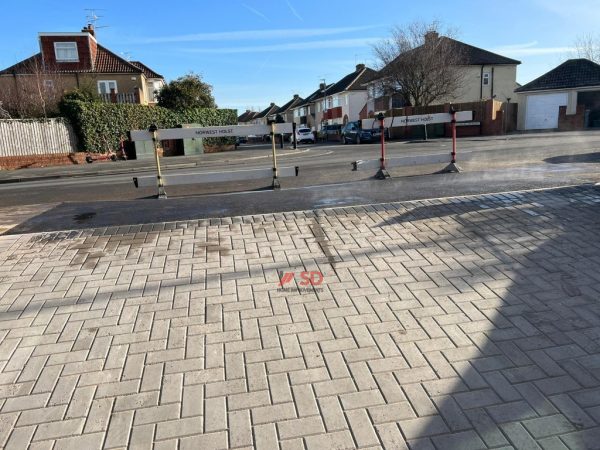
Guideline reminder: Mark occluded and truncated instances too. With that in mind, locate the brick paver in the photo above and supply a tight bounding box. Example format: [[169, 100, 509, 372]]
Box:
[[0, 185, 599, 449]]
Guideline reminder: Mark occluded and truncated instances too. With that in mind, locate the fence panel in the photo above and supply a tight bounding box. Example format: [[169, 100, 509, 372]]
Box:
[[0, 119, 78, 157]]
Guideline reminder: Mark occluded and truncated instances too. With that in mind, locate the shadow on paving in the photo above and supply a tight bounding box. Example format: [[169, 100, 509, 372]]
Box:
[[544, 152, 600, 165], [374, 185, 600, 449]]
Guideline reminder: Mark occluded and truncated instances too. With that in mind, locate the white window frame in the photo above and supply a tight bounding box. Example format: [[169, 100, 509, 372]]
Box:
[[54, 42, 79, 62], [482, 72, 490, 86], [97, 80, 118, 95]]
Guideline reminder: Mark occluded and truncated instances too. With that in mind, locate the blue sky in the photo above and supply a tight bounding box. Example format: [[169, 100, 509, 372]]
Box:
[[1, 0, 598, 113]]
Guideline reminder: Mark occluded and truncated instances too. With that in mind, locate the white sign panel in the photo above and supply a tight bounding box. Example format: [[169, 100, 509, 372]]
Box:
[[130, 123, 294, 142], [361, 111, 473, 129]]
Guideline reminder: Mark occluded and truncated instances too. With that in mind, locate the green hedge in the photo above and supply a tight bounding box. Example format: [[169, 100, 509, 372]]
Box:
[[60, 100, 237, 152]]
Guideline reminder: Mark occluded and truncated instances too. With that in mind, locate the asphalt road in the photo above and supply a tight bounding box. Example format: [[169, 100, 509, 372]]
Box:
[[2, 131, 600, 233]]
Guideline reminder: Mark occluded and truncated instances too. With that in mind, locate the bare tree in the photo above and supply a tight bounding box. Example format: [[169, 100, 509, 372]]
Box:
[[0, 101, 10, 119], [573, 33, 600, 63], [0, 57, 67, 118], [372, 21, 466, 107]]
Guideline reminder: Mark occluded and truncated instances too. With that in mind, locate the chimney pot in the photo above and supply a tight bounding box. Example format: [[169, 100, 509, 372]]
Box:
[[82, 23, 96, 37], [424, 31, 439, 42]]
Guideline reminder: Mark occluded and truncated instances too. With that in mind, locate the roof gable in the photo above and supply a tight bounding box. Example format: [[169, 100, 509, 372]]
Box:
[[516, 58, 600, 92], [130, 61, 163, 79], [0, 44, 162, 78], [254, 103, 279, 119], [381, 36, 520, 76], [326, 66, 378, 96], [295, 84, 333, 107], [275, 96, 303, 114], [440, 37, 521, 66]]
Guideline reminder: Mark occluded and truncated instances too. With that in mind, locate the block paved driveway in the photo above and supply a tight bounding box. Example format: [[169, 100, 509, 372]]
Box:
[[0, 185, 599, 449]]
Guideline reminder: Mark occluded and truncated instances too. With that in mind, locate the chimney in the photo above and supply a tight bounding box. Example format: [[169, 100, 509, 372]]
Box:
[[293, 94, 299, 99], [82, 23, 95, 37], [356, 63, 365, 72], [424, 30, 439, 43], [319, 82, 326, 91]]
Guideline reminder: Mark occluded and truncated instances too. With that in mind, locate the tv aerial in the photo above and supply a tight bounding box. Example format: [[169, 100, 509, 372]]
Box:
[[84, 9, 110, 30]]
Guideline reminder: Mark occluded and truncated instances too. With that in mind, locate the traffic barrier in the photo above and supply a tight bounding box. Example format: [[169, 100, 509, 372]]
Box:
[[352, 109, 473, 177], [133, 166, 299, 188], [129, 123, 296, 198]]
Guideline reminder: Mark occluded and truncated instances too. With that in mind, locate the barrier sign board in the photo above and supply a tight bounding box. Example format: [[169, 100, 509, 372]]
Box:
[[361, 111, 473, 130], [130, 123, 294, 142]]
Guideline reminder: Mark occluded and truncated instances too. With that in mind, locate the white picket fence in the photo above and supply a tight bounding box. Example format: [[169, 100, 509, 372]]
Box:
[[0, 119, 78, 157]]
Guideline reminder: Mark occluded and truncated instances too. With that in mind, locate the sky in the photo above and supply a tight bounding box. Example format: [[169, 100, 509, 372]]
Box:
[[1, 0, 598, 113]]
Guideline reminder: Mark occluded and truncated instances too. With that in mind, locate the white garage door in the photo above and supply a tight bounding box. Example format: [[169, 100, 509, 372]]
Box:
[[525, 93, 568, 130]]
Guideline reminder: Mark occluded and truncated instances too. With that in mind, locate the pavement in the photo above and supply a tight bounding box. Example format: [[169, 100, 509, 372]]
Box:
[[0, 184, 600, 449]]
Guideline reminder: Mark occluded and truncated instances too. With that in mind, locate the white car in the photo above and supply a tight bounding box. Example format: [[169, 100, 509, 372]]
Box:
[[295, 127, 315, 144]]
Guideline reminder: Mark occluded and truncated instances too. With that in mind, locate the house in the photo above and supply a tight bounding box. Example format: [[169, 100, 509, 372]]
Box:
[[516, 59, 600, 131], [270, 94, 303, 123], [0, 24, 165, 115], [317, 64, 378, 128], [364, 32, 520, 116], [290, 83, 332, 130], [237, 110, 258, 124], [249, 102, 279, 125]]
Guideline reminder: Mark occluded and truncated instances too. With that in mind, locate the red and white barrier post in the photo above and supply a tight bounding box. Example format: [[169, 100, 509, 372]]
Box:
[[374, 112, 390, 179], [442, 107, 461, 173]]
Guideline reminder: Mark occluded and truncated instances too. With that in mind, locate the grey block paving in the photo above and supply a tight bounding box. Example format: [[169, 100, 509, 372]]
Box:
[[0, 185, 599, 449]]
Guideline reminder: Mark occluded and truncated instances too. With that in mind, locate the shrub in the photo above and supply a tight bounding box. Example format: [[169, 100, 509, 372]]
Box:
[[60, 100, 237, 152]]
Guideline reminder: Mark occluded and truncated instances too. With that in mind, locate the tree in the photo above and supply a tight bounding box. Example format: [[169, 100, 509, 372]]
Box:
[[372, 21, 466, 107], [573, 33, 600, 63], [0, 57, 67, 118], [0, 101, 9, 119], [157, 72, 216, 110]]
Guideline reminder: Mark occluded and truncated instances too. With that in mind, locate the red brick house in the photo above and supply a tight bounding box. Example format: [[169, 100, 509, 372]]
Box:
[[0, 24, 164, 117]]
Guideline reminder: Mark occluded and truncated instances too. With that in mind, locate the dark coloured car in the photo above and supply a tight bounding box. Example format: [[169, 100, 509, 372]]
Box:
[[341, 121, 374, 144], [341, 121, 390, 144]]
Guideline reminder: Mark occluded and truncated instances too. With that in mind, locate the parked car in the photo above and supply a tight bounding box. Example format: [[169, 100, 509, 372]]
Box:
[[341, 121, 390, 144], [295, 127, 315, 144], [341, 121, 374, 144], [319, 124, 343, 142]]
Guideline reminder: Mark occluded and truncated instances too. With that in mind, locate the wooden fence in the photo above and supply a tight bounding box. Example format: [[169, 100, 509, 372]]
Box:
[[0, 119, 78, 157]]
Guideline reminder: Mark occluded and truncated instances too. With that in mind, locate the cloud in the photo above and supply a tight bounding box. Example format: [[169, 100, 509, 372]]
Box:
[[286, 0, 303, 22], [533, 0, 600, 22], [179, 38, 382, 54], [492, 43, 574, 57], [241, 4, 270, 23], [135, 26, 377, 44]]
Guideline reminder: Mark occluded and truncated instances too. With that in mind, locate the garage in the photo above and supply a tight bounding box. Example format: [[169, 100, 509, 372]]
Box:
[[525, 92, 568, 130], [517, 59, 600, 131]]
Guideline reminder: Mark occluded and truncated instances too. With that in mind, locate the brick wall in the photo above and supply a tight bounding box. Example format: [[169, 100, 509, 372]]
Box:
[[0, 153, 87, 170], [385, 99, 516, 140], [40, 35, 95, 71], [558, 105, 585, 131]]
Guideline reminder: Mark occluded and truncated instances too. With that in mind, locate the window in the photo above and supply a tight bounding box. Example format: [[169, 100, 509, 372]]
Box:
[[54, 42, 78, 62], [483, 72, 490, 86], [317, 103, 320, 113], [345, 95, 349, 105], [98, 80, 118, 95]]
